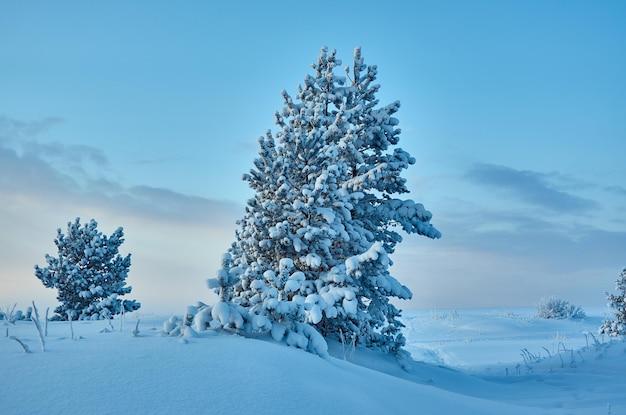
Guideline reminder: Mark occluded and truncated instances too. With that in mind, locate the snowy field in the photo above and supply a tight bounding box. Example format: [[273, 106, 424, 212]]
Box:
[[2, 307, 624, 414]]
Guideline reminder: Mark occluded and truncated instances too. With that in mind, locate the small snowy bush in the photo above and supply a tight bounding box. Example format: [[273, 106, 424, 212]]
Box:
[[599, 267, 626, 337], [537, 297, 586, 320], [0, 304, 29, 323]]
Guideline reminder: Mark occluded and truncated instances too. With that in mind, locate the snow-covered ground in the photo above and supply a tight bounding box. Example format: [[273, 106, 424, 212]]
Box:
[[2, 307, 624, 414]]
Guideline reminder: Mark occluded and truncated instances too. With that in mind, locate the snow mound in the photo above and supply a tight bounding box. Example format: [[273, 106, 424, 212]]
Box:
[[1, 308, 625, 414]]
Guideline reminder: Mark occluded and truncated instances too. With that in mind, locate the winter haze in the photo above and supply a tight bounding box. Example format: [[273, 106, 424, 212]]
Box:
[[1, 1, 625, 314]]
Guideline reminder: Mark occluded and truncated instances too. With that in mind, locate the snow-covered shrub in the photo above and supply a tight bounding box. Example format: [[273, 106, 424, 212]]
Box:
[[0, 304, 30, 323], [34, 218, 140, 320], [163, 315, 184, 336], [1, 304, 19, 323], [201, 47, 440, 357], [537, 297, 586, 320], [599, 267, 626, 337]]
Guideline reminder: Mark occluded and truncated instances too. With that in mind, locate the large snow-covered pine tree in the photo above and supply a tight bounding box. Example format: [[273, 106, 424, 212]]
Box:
[[35, 218, 140, 320], [599, 267, 626, 336], [200, 47, 440, 356]]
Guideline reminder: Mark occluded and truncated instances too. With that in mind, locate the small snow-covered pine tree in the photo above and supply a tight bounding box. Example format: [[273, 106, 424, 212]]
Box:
[[202, 47, 440, 356], [35, 218, 140, 320], [599, 267, 626, 336]]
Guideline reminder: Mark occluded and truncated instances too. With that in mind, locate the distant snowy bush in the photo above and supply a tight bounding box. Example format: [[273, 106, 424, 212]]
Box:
[[0, 304, 27, 323], [599, 267, 626, 337], [536, 297, 586, 320]]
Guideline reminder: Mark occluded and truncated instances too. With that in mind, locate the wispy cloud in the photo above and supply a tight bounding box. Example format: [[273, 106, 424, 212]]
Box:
[[0, 115, 241, 227], [27, 140, 109, 168], [465, 163, 596, 213], [394, 164, 625, 308], [0, 115, 109, 179], [115, 185, 240, 226], [395, 206, 626, 309], [443, 210, 625, 269], [606, 185, 626, 197], [0, 116, 64, 142], [133, 156, 192, 165]]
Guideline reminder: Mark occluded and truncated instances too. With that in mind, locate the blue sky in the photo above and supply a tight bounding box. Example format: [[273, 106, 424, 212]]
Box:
[[1, 1, 625, 313]]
